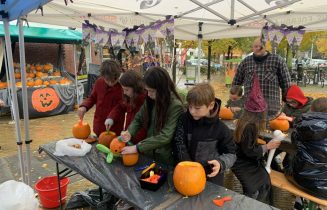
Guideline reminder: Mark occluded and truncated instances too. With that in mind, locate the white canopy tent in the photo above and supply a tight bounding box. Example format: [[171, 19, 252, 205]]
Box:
[[25, 0, 327, 40], [2, 0, 327, 186]]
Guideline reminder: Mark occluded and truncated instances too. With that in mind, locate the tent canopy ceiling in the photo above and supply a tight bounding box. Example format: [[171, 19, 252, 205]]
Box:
[[2, 0, 327, 40], [0, 24, 82, 44]]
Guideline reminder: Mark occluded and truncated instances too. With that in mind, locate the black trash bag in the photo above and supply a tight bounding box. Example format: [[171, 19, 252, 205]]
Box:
[[66, 188, 118, 210], [289, 112, 327, 199]]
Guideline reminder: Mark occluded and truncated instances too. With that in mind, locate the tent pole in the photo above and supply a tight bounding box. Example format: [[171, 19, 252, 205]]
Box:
[[207, 40, 212, 81], [2, 38, 15, 121], [3, 19, 26, 183], [18, 18, 31, 185], [197, 22, 203, 83], [189, 0, 229, 22], [177, 0, 223, 18], [73, 44, 80, 105]]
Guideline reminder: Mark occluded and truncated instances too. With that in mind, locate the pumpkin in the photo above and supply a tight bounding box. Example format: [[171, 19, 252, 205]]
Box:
[[122, 153, 139, 166], [269, 119, 290, 132], [98, 131, 116, 148], [0, 82, 7, 89], [49, 79, 57, 85], [31, 87, 60, 112], [35, 65, 43, 71], [30, 65, 36, 71], [53, 71, 61, 77], [34, 79, 43, 86], [173, 161, 206, 196], [28, 72, 35, 78], [72, 120, 91, 139], [43, 63, 52, 71], [27, 80, 35, 87], [36, 72, 44, 78], [14, 72, 21, 79], [110, 137, 126, 155], [43, 81, 50, 86], [16, 81, 22, 87], [219, 107, 234, 120]]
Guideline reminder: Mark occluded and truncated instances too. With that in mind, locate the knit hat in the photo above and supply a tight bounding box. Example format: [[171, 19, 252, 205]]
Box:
[[286, 84, 308, 106], [244, 73, 267, 112]]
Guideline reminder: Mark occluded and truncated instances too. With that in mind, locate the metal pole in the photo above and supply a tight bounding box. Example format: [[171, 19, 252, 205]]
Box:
[[73, 44, 80, 105], [197, 22, 203, 83], [207, 40, 212, 81], [18, 18, 31, 185], [3, 19, 26, 183]]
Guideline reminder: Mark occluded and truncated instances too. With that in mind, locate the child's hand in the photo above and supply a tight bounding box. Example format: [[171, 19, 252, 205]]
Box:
[[207, 160, 221, 178], [121, 145, 137, 154], [267, 139, 281, 150], [277, 113, 293, 122], [0, 99, 5, 107], [77, 107, 87, 120], [121, 130, 131, 142]]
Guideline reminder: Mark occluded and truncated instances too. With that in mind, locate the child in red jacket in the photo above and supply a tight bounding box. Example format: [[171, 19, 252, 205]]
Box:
[[105, 70, 147, 144], [78, 60, 123, 137]]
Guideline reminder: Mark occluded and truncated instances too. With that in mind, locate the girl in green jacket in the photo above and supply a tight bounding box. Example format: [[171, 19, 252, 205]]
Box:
[[121, 67, 184, 165]]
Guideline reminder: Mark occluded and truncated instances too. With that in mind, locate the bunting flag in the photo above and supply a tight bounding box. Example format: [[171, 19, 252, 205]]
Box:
[[82, 23, 96, 46], [95, 28, 110, 48], [110, 31, 126, 48]]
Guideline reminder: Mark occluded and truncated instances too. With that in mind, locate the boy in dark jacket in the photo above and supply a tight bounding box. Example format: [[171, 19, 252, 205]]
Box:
[[173, 83, 236, 186]]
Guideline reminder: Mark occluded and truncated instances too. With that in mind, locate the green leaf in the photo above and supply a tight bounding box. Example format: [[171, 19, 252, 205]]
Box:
[[106, 152, 113, 163], [96, 144, 110, 154]]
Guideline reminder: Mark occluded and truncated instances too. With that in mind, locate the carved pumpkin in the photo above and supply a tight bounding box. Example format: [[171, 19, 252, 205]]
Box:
[[31, 88, 60, 112], [34, 79, 43, 86], [98, 131, 116, 148], [173, 161, 206, 196], [72, 120, 91, 139], [122, 153, 139, 166], [110, 137, 126, 155], [219, 107, 234, 120], [0, 82, 7, 89], [269, 119, 289, 132]]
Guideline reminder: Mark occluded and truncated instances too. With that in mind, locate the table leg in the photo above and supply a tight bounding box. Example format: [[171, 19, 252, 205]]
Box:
[[56, 162, 63, 210], [99, 187, 103, 201]]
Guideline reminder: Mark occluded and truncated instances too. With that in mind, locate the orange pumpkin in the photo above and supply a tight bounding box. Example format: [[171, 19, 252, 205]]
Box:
[[0, 82, 7, 89], [43, 81, 50, 86], [28, 72, 35, 78], [30, 65, 36, 71], [98, 131, 116, 148], [31, 87, 60, 112], [27, 80, 35, 87], [122, 153, 139, 166], [72, 120, 91, 139], [15, 72, 21, 79], [43, 63, 52, 71], [53, 71, 61, 77], [35, 65, 43, 71], [110, 137, 126, 155], [173, 161, 206, 196], [34, 79, 43, 86], [269, 119, 290, 132], [219, 107, 234, 120], [49, 80, 57, 85], [36, 72, 44, 78], [16, 81, 22, 87]]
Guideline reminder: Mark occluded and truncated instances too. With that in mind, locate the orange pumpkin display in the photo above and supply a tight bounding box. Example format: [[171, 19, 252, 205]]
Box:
[[122, 153, 139, 166], [110, 137, 126, 155], [34, 79, 43, 86], [72, 120, 91, 139], [49, 80, 57, 85], [173, 161, 206, 196], [218, 107, 234, 120], [269, 119, 290, 132], [98, 131, 116, 148], [31, 88, 60, 112], [0, 82, 7, 89]]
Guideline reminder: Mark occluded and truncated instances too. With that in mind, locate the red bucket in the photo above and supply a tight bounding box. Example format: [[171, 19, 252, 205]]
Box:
[[35, 176, 70, 209]]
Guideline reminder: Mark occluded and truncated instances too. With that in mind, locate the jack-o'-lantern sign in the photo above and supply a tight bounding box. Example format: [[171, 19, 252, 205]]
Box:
[[31, 88, 60, 112]]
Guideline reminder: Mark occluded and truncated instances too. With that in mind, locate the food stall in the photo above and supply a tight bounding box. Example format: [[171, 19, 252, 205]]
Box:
[[0, 24, 83, 118]]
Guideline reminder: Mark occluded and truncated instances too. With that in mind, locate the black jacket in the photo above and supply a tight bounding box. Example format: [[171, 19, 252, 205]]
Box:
[[291, 112, 327, 199], [173, 99, 236, 185]]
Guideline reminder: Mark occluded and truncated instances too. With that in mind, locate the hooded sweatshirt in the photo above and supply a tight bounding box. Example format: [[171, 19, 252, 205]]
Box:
[[282, 85, 313, 122]]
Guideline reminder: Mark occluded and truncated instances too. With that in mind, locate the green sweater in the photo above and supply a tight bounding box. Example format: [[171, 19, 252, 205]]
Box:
[[128, 96, 184, 165]]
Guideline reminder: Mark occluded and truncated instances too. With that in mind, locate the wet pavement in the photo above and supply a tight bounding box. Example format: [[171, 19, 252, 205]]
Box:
[[0, 71, 326, 210]]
